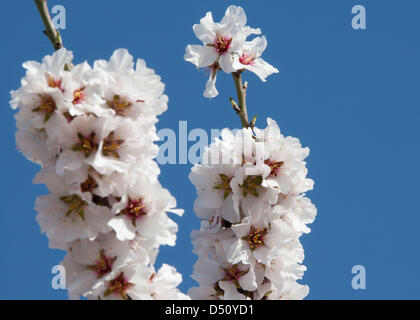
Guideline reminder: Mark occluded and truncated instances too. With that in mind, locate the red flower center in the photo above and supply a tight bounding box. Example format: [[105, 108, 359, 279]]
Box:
[[86, 249, 116, 278], [214, 35, 232, 54], [72, 87, 86, 105], [45, 73, 62, 91], [104, 272, 134, 300], [221, 264, 249, 287], [239, 53, 255, 66], [265, 159, 284, 177], [121, 197, 147, 227]]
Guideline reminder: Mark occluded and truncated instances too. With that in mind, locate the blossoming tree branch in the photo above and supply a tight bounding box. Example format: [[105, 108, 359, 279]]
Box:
[[10, 2, 316, 300], [185, 6, 317, 300], [11, 0, 186, 300]]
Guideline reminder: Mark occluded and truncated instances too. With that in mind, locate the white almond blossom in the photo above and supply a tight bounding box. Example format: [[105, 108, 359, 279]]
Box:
[[61, 233, 145, 299], [184, 5, 261, 98], [84, 259, 154, 300], [109, 175, 182, 244], [93, 49, 169, 120], [92, 117, 158, 176], [35, 192, 113, 247], [149, 264, 191, 300], [14, 118, 58, 166], [254, 119, 314, 195], [184, 5, 278, 98], [61, 61, 112, 118], [232, 36, 278, 81]]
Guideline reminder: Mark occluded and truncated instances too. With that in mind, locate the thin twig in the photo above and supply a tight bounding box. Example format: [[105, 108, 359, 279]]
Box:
[[250, 114, 257, 129], [34, 0, 63, 50], [229, 97, 241, 113], [232, 70, 249, 128]]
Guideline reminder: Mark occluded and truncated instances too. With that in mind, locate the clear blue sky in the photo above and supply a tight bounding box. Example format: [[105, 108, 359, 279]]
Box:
[[1, 0, 419, 299]]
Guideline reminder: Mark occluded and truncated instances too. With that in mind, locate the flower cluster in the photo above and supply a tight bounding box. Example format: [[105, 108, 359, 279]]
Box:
[[10, 48, 187, 300], [188, 119, 316, 300], [184, 5, 278, 98]]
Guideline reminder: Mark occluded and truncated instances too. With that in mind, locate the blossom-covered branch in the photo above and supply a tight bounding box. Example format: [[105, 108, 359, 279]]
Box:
[[185, 5, 316, 300], [10, 3, 187, 300]]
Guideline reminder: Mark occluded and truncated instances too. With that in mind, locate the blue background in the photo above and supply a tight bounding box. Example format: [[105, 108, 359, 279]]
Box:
[[1, 0, 419, 299]]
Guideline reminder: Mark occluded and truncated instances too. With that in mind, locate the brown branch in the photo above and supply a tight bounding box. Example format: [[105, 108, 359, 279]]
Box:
[[232, 71, 249, 128]]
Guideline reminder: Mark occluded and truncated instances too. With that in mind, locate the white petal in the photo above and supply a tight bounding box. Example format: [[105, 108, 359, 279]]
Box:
[[108, 217, 136, 241], [247, 58, 279, 82], [204, 73, 218, 98], [107, 49, 134, 73], [193, 12, 216, 44], [184, 45, 218, 68], [222, 6, 247, 27], [218, 281, 246, 300], [218, 53, 236, 73]]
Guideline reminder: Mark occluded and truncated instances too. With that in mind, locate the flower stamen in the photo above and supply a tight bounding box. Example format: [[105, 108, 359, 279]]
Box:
[[72, 132, 98, 158], [102, 131, 124, 158], [63, 111, 76, 123], [221, 264, 249, 288], [243, 225, 267, 251], [239, 175, 263, 197], [86, 249, 116, 278], [104, 272, 134, 300], [239, 53, 255, 66], [121, 197, 147, 227], [214, 174, 233, 200], [60, 194, 87, 220], [214, 35, 232, 54], [45, 73, 62, 90], [72, 87, 85, 105], [265, 159, 284, 178], [106, 94, 132, 116], [80, 175, 98, 193], [32, 94, 56, 122]]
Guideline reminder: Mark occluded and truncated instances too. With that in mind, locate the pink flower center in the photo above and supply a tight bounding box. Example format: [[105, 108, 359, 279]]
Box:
[[107, 94, 132, 116], [246, 226, 267, 251], [72, 132, 98, 158], [264, 159, 284, 177], [224, 265, 242, 281], [121, 197, 147, 227], [214, 35, 232, 54], [45, 73, 62, 91], [63, 111, 76, 123], [86, 249, 116, 278], [104, 272, 134, 300], [72, 87, 85, 105], [239, 53, 255, 66], [221, 264, 249, 287]]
